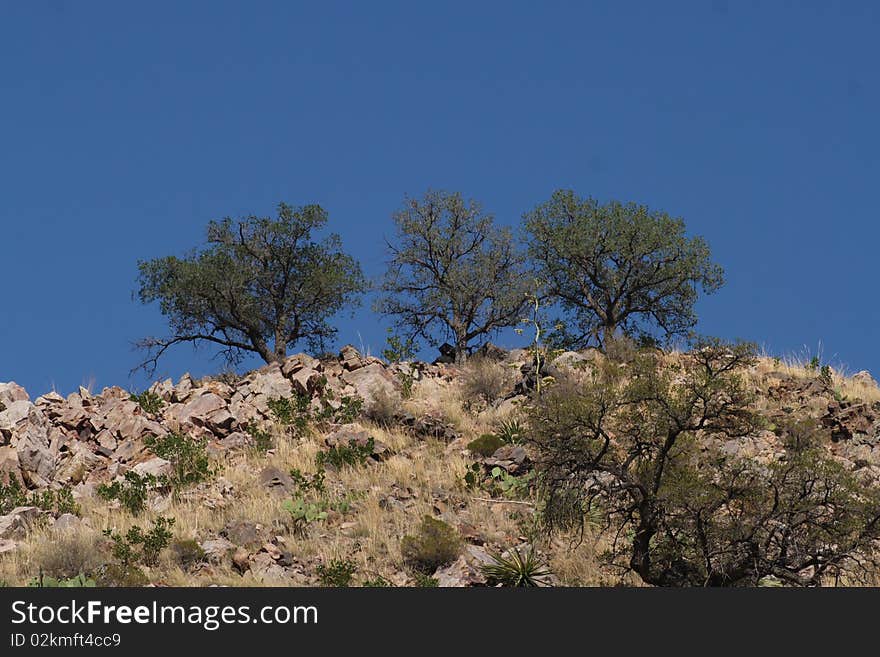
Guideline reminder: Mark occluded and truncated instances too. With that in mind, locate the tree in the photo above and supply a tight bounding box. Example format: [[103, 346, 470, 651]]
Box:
[[528, 339, 880, 587], [524, 190, 724, 348], [135, 202, 365, 374], [376, 190, 530, 364]]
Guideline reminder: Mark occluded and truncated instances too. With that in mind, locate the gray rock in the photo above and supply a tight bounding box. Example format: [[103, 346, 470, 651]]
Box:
[[0, 506, 42, 540]]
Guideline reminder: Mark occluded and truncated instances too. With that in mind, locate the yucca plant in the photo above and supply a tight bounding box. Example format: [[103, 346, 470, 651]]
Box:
[[481, 546, 551, 587], [496, 418, 526, 444]]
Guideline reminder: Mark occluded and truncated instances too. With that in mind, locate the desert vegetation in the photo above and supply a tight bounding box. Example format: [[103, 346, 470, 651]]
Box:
[[2, 192, 878, 588]]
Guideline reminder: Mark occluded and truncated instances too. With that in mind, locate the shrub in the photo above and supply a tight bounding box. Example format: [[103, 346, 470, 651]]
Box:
[[28, 572, 96, 588], [97, 471, 157, 515], [144, 433, 212, 492], [362, 575, 392, 587], [31, 530, 103, 581], [246, 425, 274, 454], [400, 516, 462, 574], [103, 516, 175, 567], [495, 418, 526, 444], [481, 546, 551, 587], [467, 434, 506, 457], [316, 437, 375, 470], [461, 358, 510, 405], [96, 564, 150, 587], [315, 394, 364, 425], [530, 339, 880, 587], [129, 390, 164, 414], [1, 480, 79, 516], [413, 573, 439, 587], [282, 498, 328, 537], [316, 558, 357, 587], [289, 468, 326, 495], [169, 538, 206, 570]]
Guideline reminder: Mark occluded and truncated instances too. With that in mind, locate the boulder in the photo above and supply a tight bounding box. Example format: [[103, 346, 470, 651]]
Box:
[[0, 506, 42, 540], [341, 363, 395, 406], [200, 537, 236, 564], [168, 393, 227, 427], [339, 345, 365, 371], [0, 382, 29, 407], [131, 457, 172, 478], [0, 400, 34, 436]]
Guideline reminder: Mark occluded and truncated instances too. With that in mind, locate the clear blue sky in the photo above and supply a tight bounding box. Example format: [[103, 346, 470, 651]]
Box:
[[1, 1, 877, 396]]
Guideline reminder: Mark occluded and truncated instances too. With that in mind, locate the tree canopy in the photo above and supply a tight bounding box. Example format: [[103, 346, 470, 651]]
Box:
[[135, 202, 365, 374], [376, 190, 530, 363], [524, 190, 724, 348]]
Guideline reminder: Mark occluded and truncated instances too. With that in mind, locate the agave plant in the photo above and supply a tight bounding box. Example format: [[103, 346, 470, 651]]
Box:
[[495, 418, 526, 444], [481, 545, 552, 587]]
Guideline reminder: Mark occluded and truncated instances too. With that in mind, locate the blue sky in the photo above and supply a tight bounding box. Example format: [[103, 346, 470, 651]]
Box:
[[1, 1, 877, 396]]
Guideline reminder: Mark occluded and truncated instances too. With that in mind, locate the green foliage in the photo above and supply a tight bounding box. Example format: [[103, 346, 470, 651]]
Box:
[[246, 425, 274, 454], [282, 497, 328, 536], [103, 516, 175, 568], [28, 572, 96, 588], [819, 364, 834, 387], [362, 575, 392, 587], [169, 538, 206, 570], [487, 468, 535, 499], [496, 419, 526, 444], [376, 189, 530, 364], [524, 190, 724, 347], [467, 434, 506, 457], [135, 202, 366, 374], [316, 558, 357, 587], [129, 390, 164, 414], [267, 393, 312, 434], [530, 339, 880, 586], [481, 546, 552, 587], [97, 471, 157, 515], [807, 356, 821, 371], [401, 515, 462, 574], [1, 479, 79, 516], [97, 564, 150, 587], [289, 468, 326, 495], [382, 327, 419, 363], [413, 573, 439, 587], [314, 394, 364, 425], [144, 432, 212, 492], [316, 437, 375, 469]]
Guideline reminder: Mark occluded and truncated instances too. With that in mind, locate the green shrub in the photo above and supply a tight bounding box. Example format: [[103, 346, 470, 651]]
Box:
[[97, 471, 157, 515], [362, 575, 392, 587], [819, 364, 834, 387], [316, 558, 357, 587], [97, 564, 149, 587], [1, 479, 79, 516], [316, 437, 375, 470], [496, 418, 526, 444], [282, 498, 328, 537], [289, 468, 326, 495], [315, 394, 364, 425], [247, 426, 274, 454], [170, 538, 206, 570], [103, 516, 175, 567], [144, 433, 212, 492], [28, 572, 96, 588], [413, 573, 439, 587], [467, 434, 506, 457], [400, 516, 462, 574], [129, 390, 164, 414], [480, 546, 551, 587]]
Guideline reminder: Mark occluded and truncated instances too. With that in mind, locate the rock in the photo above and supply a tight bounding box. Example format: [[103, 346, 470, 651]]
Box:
[[131, 457, 172, 478], [52, 513, 82, 532], [0, 382, 29, 407], [282, 353, 321, 378], [0, 506, 42, 540], [341, 363, 395, 406], [248, 552, 286, 582], [552, 351, 591, 370], [339, 345, 365, 371], [476, 343, 508, 361], [483, 444, 530, 474], [258, 466, 296, 492], [325, 425, 388, 459], [0, 400, 34, 436], [433, 545, 493, 587], [232, 546, 251, 574], [853, 371, 878, 388], [223, 520, 266, 549], [168, 393, 227, 427], [288, 367, 324, 396], [0, 446, 21, 484], [201, 537, 236, 564]]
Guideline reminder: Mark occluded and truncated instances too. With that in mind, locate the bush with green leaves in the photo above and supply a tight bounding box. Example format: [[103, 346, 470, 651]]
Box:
[[529, 339, 880, 587], [413, 573, 439, 587], [246, 425, 274, 454], [401, 516, 462, 574], [481, 546, 551, 587], [316, 558, 357, 587], [1, 479, 79, 516], [97, 471, 157, 515], [144, 432, 212, 492], [103, 516, 175, 568], [467, 434, 506, 457], [316, 437, 375, 470], [129, 390, 164, 414], [170, 538, 206, 570], [282, 497, 328, 536], [314, 393, 364, 425], [28, 572, 96, 588]]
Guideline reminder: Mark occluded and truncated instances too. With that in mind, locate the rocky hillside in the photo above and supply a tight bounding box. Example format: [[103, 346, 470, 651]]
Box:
[[1, 346, 879, 587]]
